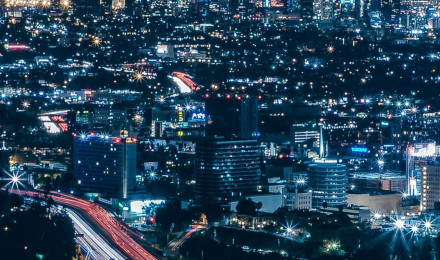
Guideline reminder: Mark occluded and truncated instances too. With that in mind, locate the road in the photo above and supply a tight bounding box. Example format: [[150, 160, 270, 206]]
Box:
[[9, 190, 157, 260], [169, 227, 201, 252], [66, 208, 126, 260], [170, 72, 199, 93]]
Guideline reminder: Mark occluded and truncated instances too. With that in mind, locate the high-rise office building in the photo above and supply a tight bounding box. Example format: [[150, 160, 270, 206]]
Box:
[[382, 0, 400, 25], [421, 163, 440, 211], [205, 97, 240, 139], [308, 162, 348, 207], [73, 133, 137, 199], [75, 0, 102, 14], [290, 124, 320, 146], [405, 143, 436, 196], [299, 0, 314, 22], [240, 97, 259, 139], [195, 138, 262, 202]]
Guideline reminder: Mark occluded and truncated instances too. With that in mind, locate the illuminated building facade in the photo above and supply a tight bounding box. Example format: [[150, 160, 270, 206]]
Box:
[[421, 163, 440, 211], [195, 139, 262, 202], [112, 0, 125, 9], [405, 142, 436, 196], [299, 0, 314, 22], [73, 133, 137, 199], [308, 163, 348, 207]]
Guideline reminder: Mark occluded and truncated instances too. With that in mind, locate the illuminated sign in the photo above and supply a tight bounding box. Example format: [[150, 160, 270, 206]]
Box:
[[130, 200, 165, 214], [351, 147, 368, 153], [408, 142, 436, 157], [178, 111, 183, 122], [144, 162, 158, 171], [156, 44, 168, 54], [190, 112, 206, 121], [125, 137, 138, 143], [111, 137, 122, 144], [177, 131, 184, 137]]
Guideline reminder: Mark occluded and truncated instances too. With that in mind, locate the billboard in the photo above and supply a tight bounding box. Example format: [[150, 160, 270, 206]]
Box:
[[189, 112, 206, 121], [144, 162, 159, 171], [407, 142, 436, 157]]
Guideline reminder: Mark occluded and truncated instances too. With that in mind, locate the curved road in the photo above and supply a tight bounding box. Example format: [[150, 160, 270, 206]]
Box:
[[66, 208, 126, 260], [9, 190, 157, 260]]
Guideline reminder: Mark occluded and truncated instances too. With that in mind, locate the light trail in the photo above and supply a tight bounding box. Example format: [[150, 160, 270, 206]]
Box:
[[8, 190, 157, 260], [169, 75, 192, 93], [170, 228, 199, 251], [169, 72, 200, 93], [66, 208, 126, 260]]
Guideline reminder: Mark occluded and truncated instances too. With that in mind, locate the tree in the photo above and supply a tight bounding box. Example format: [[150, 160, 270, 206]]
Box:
[[236, 199, 261, 216], [202, 202, 224, 223], [155, 200, 194, 232]]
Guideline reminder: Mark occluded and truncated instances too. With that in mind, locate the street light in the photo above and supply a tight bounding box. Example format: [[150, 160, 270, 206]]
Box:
[[411, 225, 418, 233], [394, 220, 405, 229]]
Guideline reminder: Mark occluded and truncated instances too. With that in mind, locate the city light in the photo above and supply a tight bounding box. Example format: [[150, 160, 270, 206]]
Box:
[[1, 168, 26, 191], [394, 220, 405, 229], [61, 0, 70, 8], [423, 221, 432, 230], [327, 46, 335, 53], [134, 72, 143, 82], [21, 100, 30, 109], [93, 37, 101, 46], [325, 240, 340, 252], [410, 225, 418, 233], [281, 221, 297, 237]]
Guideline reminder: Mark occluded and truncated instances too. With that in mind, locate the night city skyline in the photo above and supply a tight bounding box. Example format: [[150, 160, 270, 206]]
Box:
[[1, 0, 440, 259]]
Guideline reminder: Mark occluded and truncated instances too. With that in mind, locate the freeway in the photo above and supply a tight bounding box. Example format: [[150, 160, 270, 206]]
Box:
[[169, 72, 200, 93], [9, 190, 157, 260], [66, 208, 126, 260], [170, 228, 199, 251]]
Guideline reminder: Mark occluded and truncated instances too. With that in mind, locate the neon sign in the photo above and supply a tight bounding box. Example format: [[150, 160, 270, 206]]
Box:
[[190, 112, 206, 121], [351, 147, 368, 153]]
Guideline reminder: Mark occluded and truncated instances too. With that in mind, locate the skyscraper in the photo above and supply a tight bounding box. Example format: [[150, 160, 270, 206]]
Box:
[[299, 0, 314, 22], [73, 133, 137, 199], [382, 0, 400, 25], [240, 97, 259, 139], [308, 162, 348, 207], [75, 0, 103, 14], [195, 138, 262, 202], [421, 163, 440, 211], [205, 97, 240, 139]]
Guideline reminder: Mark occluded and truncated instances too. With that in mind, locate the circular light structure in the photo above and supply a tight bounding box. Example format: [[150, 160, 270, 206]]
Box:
[[12, 176, 18, 183]]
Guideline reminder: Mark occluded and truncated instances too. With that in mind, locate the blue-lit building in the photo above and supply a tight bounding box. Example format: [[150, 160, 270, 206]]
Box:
[[73, 133, 137, 199], [308, 162, 348, 207], [195, 139, 262, 202]]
